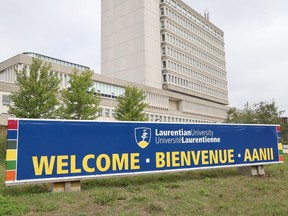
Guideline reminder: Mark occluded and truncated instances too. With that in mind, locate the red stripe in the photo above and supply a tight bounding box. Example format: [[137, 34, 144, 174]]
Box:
[[276, 125, 281, 132], [8, 119, 18, 130], [279, 155, 284, 162]]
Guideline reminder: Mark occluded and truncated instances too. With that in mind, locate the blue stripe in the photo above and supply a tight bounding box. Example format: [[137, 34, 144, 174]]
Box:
[[7, 130, 17, 139], [277, 132, 282, 138]]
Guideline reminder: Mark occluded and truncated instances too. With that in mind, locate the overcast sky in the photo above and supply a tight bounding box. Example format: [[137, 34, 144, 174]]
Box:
[[1, 0, 287, 116]]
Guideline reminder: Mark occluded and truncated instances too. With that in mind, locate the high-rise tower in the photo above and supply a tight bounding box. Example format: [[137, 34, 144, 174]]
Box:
[[101, 0, 162, 89], [160, 0, 228, 105], [101, 0, 228, 106]]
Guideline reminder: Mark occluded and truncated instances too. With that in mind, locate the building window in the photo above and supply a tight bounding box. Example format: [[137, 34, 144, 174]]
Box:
[[2, 95, 11, 106], [163, 75, 167, 82], [105, 109, 110, 118], [98, 108, 103, 117], [162, 34, 165, 42]]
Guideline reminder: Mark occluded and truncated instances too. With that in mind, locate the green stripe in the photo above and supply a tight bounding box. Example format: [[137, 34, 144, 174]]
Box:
[[6, 160, 16, 170], [7, 140, 17, 149], [278, 150, 283, 155]]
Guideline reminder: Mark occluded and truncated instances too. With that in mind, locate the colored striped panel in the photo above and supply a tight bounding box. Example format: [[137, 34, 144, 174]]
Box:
[[8, 119, 18, 130], [277, 132, 282, 138], [7, 140, 17, 149], [6, 170, 16, 181], [279, 155, 284, 162], [7, 130, 17, 140], [6, 160, 16, 170], [278, 143, 283, 150], [6, 150, 17, 160], [278, 150, 283, 155]]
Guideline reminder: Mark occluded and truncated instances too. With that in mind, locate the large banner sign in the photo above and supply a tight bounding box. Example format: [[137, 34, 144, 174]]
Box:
[[6, 119, 284, 185]]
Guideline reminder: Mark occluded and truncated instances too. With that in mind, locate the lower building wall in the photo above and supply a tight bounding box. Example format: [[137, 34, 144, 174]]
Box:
[[0, 54, 229, 126], [0, 94, 229, 127]]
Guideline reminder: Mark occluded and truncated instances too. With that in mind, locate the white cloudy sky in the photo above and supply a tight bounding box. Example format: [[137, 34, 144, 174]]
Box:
[[1, 0, 287, 116]]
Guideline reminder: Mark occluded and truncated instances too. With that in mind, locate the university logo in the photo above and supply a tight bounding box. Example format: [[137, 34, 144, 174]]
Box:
[[134, 127, 151, 149]]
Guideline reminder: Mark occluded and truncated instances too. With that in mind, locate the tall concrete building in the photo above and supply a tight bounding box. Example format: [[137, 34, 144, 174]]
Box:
[[101, 0, 228, 105], [102, 0, 163, 89]]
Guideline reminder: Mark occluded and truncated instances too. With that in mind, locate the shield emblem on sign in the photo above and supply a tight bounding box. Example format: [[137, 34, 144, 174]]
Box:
[[134, 127, 151, 149]]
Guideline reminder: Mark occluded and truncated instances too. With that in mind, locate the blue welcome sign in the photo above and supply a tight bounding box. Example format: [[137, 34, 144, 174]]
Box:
[[5, 118, 284, 185]]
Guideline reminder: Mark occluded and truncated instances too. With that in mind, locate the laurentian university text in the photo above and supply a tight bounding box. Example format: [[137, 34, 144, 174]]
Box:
[[155, 129, 221, 144]]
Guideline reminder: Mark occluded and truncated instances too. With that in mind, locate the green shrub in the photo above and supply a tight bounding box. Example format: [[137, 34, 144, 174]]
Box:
[[0, 133, 6, 163]]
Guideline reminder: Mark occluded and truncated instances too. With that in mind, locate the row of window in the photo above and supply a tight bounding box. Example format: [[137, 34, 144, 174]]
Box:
[[161, 19, 225, 60], [0, 64, 71, 89], [161, 0, 223, 40], [58, 73, 125, 98], [0, 96, 216, 124], [160, 7, 225, 50], [98, 106, 215, 123], [23, 52, 89, 71], [1, 91, 170, 117], [93, 84, 172, 110], [0, 66, 18, 83], [93, 82, 124, 98], [160, 5, 224, 49], [163, 72, 228, 101], [161, 6, 224, 49], [48, 70, 126, 99], [162, 46, 226, 81], [162, 53, 227, 89], [98, 106, 115, 119], [145, 92, 169, 110], [0, 65, 173, 111], [0, 65, 174, 111], [0, 64, 126, 99], [162, 32, 225, 69], [147, 112, 214, 123], [0, 92, 219, 123]]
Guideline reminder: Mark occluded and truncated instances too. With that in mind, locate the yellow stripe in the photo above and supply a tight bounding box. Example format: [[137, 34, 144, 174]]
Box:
[[278, 143, 283, 150], [6, 150, 17, 160]]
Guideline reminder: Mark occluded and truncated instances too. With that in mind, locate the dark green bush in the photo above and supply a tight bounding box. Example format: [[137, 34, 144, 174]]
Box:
[[0, 133, 6, 163]]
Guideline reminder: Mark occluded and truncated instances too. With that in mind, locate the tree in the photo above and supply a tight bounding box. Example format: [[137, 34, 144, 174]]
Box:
[[226, 103, 256, 124], [114, 86, 148, 121], [226, 100, 284, 125], [59, 69, 101, 120], [9, 58, 60, 118], [254, 101, 284, 124]]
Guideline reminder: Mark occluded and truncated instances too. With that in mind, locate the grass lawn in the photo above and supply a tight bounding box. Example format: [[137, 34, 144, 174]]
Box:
[[0, 156, 287, 216]]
